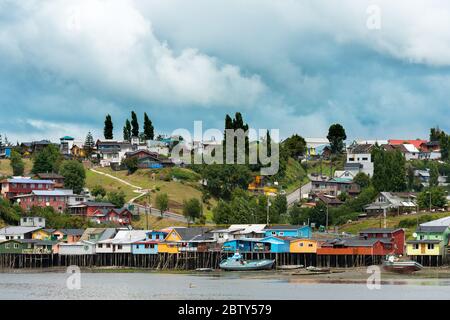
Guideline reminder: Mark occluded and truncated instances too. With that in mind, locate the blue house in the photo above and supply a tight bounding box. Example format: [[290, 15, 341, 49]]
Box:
[[0, 146, 12, 159], [222, 239, 263, 252], [259, 236, 290, 253], [264, 225, 312, 239], [132, 230, 168, 254]]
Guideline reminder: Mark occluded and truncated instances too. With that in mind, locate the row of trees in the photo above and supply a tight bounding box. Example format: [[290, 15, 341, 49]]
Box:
[[104, 112, 155, 141]]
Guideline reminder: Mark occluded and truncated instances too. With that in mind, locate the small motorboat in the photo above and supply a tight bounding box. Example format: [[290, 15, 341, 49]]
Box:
[[277, 265, 304, 271], [382, 256, 423, 274], [195, 268, 214, 272], [306, 266, 331, 273], [219, 253, 275, 271]]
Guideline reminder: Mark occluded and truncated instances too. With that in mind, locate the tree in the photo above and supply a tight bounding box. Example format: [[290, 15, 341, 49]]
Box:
[[372, 147, 406, 192], [353, 172, 371, 189], [107, 191, 126, 208], [59, 160, 86, 194], [91, 185, 107, 198], [84, 132, 95, 158], [327, 124, 347, 154], [123, 157, 139, 174], [123, 119, 132, 141], [10, 150, 24, 176], [143, 113, 154, 140], [104, 114, 113, 139], [417, 187, 447, 210], [183, 198, 202, 226], [429, 162, 439, 187], [156, 193, 169, 217], [32, 144, 61, 174], [282, 134, 307, 159], [269, 194, 287, 224], [201, 164, 252, 200], [131, 111, 139, 137]]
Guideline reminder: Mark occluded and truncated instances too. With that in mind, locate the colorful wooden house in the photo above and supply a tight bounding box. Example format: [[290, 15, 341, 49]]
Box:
[[317, 238, 393, 256], [159, 227, 214, 253], [133, 230, 168, 255], [222, 238, 265, 252], [91, 208, 134, 226], [264, 225, 312, 239], [359, 228, 405, 255], [0, 239, 56, 254], [259, 236, 291, 253], [406, 225, 449, 257], [32, 229, 56, 241], [289, 239, 319, 253], [59, 241, 96, 255], [53, 229, 84, 243], [96, 230, 148, 254]]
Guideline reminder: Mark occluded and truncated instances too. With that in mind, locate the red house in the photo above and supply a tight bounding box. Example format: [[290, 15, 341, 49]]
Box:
[[15, 190, 70, 213], [359, 228, 405, 255], [91, 208, 133, 226], [317, 238, 390, 256], [1, 178, 55, 200], [68, 201, 116, 217]]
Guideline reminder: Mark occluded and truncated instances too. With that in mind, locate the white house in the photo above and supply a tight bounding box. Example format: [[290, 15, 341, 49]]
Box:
[[210, 224, 267, 244], [0, 226, 42, 240], [96, 230, 148, 253], [20, 216, 46, 228], [345, 143, 374, 177], [305, 138, 330, 158], [58, 241, 96, 255], [96, 140, 133, 167]]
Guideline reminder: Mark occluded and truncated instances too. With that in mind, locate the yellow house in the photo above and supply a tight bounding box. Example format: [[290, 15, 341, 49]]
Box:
[[406, 240, 443, 256], [32, 229, 54, 241], [157, 229, 182, 254], [290, 239, 318, 253]]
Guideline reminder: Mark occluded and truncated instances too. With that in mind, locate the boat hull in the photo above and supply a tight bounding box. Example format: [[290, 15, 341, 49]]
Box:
[[220, 259, 275, 271], [382, 261, 423, 274]]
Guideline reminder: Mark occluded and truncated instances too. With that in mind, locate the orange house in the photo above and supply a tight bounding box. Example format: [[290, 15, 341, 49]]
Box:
[[317, 238, 392, 256]]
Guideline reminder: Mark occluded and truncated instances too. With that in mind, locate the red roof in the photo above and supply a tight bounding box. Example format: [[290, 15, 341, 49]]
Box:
[[388, 139, 427, 149]]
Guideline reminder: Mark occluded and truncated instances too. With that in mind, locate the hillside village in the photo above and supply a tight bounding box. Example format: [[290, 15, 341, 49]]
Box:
[[1, 113, 450, 268]]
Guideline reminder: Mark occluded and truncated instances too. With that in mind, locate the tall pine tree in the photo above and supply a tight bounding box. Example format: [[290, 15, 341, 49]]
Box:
[[104, 114, 113, 139], [143, 113, 154, 140], [84, 132, 95, 157], [123, 119, 131, 141], [131, 111, 139, 137]]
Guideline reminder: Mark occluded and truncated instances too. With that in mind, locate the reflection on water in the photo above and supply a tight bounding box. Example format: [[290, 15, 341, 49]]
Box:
[[0, 271, 450, 300]]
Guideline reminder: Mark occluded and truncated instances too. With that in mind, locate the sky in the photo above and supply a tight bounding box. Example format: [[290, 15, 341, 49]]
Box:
[[1, 0, 450, 143]]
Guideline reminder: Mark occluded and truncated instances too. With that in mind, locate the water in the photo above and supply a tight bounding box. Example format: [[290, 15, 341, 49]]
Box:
[[0, 271, 450, 299]]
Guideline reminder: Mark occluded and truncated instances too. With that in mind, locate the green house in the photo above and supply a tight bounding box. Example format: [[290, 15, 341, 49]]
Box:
[[0, 239, 55, 254], [0, 240, 28, 254]]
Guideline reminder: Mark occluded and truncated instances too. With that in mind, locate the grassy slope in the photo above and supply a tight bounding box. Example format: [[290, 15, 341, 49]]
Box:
[[280, 158, 309, 193], [87, 167, 216, 220], [339, 212, 450, 239], [306, 158, 345, 178], [0, 158, 33, 177], [132, 215, 187, 230], [85, 169, 137, 202]]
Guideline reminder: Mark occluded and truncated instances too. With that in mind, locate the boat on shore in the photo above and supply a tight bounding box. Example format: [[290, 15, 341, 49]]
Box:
[[382, 256, 423, 274], [219, 253, 275, 271], [306, 266, 331, 273], [278, 265, 304, 271]]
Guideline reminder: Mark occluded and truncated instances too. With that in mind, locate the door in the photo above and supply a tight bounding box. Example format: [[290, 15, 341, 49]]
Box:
[[421, 244, 426, 254]]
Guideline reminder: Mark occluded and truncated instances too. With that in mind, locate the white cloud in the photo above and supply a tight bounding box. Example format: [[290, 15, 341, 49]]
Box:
[[0, 0, 265, 108]]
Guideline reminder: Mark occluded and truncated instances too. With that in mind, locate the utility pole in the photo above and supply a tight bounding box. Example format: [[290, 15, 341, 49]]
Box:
[[266, 198, 271, 225], [146, 192, 151, 230], [326, 203, 329, 233]]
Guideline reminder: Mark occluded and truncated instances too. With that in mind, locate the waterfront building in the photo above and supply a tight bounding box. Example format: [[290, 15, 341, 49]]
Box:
[[133, 230, 168, 255], [289, 239, 319, 253], [0, 239, 56, 254], [96, 230, 148, 254], [264, 225, 312, 239], [210, 224, 266, 244], [359, 228, 405, 255], [159, 227, 215, 253], [0, 226, 43, 241], [406, 225, 450, 257], [59, 240, 96, 255]]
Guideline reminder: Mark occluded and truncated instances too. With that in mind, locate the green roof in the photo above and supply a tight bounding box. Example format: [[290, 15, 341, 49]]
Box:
[[60, 136, 74, 140]]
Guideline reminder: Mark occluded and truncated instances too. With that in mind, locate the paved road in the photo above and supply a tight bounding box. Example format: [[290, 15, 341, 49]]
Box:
[[89, 168, 188, 222], [287, 181, 312, 206]]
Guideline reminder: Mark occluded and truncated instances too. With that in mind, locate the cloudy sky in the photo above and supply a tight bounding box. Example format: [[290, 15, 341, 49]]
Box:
[[1, 0, 450, 143]]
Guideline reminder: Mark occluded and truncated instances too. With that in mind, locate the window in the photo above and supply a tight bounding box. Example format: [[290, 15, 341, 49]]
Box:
[[106, 244, 111, 248], [117, 245, 122, 250], [427, 244, 435, 250], [5, 243, 10, 249], [279, 232, 284, 236], [413, 244, 419, 250], [98, 244, 103, 248], [308, 244, 313, 247], [13, 243, 19, 249], [299, 243, 304, 247]]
